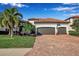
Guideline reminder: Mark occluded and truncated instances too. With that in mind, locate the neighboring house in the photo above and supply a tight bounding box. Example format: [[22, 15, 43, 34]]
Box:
[[28, 16, 79, 35], [65, 16, 79, 31]]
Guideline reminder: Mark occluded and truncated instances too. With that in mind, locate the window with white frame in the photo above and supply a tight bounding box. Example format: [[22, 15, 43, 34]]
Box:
[[57, 24, 61, 26]]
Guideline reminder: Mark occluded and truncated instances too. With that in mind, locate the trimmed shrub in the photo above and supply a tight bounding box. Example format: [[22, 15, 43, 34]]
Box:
[[69, 31, 79, 36], [22, 22, 35, 35]]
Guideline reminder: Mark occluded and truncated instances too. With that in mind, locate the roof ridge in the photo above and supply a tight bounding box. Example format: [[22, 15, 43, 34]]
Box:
[[29, 18, 69, 23]]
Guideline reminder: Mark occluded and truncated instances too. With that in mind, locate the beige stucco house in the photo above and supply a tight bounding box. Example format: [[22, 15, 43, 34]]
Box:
[[28, 16, 79, 35]]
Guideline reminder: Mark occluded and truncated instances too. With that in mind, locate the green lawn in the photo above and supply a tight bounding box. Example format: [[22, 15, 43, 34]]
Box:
[[0, 35, 35, 48]]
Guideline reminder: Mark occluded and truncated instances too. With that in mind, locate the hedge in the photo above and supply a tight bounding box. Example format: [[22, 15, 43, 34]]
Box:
[[69, 31, 79, 36]]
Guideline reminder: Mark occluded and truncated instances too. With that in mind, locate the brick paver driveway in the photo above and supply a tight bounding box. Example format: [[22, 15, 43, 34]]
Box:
[[25, 35, 79, 56]]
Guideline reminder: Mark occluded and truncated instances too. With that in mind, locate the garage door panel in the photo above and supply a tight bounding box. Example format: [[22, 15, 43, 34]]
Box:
[[37, 27, 55, 35], [57, 27, 66, 34]]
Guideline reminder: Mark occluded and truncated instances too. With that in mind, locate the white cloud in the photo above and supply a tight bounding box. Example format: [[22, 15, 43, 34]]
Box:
[[69, 13, 79, 16], [62, 3, 74, 5], [52, 6, 78, 11], [43, 7, 78, 12], [62, 3, 79, 6], [10, 3, 25, 7], [64, 13, 79, 17], [43, 3, 79, 12], [63, 3, 72, 4], [63, 14, 67, 16], [71, 10, 77, 12], [1, 3, 9, 5], [1, 3, 29, 8]]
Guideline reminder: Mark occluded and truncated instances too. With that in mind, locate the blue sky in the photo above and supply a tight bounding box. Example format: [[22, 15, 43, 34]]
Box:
[[0, 3, 79, 20]]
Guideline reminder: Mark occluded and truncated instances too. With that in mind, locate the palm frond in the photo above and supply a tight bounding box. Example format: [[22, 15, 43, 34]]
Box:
[[14, 13, 23, 19]]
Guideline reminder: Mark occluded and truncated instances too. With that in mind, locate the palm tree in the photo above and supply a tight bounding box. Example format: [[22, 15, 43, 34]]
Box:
[[0, 8, 23, 38]]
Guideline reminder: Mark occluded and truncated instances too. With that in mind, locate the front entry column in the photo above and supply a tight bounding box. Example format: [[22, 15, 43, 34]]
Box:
[[55, 27, 57, 35], [66, 27, 69, 35], [35, 27, 38, 35]]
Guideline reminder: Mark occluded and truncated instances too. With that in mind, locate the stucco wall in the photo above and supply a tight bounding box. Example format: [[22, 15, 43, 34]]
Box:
[[66, 18, 75, 31], [34, 23, 69, 28], [34, 23, 70, 35], [28, 21, 35, 25], [35, 23, 57, 28]]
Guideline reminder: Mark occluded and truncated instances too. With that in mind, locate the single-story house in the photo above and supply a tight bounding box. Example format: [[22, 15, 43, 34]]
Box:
[[28, 16, 79, 35]]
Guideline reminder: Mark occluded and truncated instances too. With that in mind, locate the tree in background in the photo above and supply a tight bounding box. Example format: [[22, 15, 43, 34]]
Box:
[[69, 19, 79, 36], [72, 19, 79, 32], [23, 22, 35, 34]]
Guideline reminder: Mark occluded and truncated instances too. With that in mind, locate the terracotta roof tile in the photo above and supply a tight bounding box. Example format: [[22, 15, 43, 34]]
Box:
[[29, 18, 69, 23], [71, 16, 79, 18], [65, 15, 79, 20]]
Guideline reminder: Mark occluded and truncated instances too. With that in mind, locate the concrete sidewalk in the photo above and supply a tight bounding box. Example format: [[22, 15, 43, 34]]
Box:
[[0, 48, 32, 56]]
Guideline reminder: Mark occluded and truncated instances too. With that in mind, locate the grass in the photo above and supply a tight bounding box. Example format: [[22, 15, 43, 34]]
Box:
[[0, 35, 35, 48]]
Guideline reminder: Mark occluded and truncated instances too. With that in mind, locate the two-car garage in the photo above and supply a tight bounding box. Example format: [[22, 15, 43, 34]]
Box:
[[37, 27, 67, 35], [30, 18, 69, 35]]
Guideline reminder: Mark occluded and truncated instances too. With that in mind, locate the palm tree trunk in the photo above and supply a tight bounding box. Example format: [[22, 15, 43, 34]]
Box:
[[10, 29, 13, 38], [8, 29, 13, 38], [8, 30, 11, 35]]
